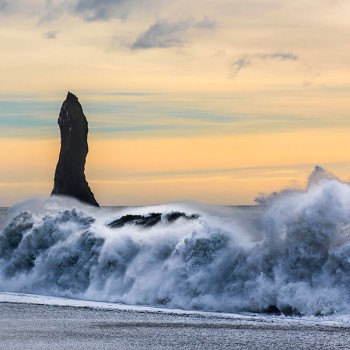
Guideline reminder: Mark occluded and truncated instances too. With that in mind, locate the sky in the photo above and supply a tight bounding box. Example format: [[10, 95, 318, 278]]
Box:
[[1, 0, 350, 206]]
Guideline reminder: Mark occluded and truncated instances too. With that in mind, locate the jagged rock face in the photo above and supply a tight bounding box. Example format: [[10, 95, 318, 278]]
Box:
[[51, 92, 99, 207], [107, 212, 200, 229]]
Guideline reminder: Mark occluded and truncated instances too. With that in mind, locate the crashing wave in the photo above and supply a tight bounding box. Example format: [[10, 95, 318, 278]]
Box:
[[1, 169, 350, 316]]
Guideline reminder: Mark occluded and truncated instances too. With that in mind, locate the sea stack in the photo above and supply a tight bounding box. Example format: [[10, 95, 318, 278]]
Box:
[[51, 92, 99, 207]]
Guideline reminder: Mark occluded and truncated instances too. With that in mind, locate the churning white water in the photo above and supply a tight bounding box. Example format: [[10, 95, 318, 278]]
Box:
[[1, 167, 350, 316]]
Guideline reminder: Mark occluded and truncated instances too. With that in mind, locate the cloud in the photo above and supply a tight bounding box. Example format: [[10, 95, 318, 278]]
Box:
[[72, 0, 129, 21], [0, 0, 8, 11], [0, 0, 14, 13], [210, 49, 226, 58], [230, 52, 299, 76], [132, 20, 190, 49], [258, 52, 299, 61], [231, 56, 252, 75], [131, 17, 216, 50], [38, 0, 132, 23], [39, 0, 67, 23], [195, 16, 216, 29], [44, 31, 58, 39]]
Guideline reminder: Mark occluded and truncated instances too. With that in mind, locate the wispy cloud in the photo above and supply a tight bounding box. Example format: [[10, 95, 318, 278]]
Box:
[[231, 56, 252, 76], [0, 0, 14, 13], [131, 20, 190, 50], [72, 0, 128, 21], [44, 30, 58, 39], [259, 52, 298, 60], [39, 0, 67, 23], [230, 52, 299, 76], [194, 16, 216, 29], [39, 0, 139, 23], [131, 17, 216, 50], [0, 0, 8, 11]]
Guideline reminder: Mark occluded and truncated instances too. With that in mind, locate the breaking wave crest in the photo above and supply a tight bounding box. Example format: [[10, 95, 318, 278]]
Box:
[[2, 168, 350, 316]]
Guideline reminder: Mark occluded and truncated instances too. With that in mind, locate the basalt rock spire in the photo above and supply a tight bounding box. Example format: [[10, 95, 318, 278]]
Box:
[[51, 92, 99, 207]]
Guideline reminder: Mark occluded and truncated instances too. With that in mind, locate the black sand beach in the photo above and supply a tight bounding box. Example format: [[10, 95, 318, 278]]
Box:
[[0, 301, 349, 350]]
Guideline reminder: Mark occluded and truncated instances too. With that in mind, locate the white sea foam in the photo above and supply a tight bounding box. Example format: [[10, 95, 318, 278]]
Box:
[[1, 167, 350, 316]]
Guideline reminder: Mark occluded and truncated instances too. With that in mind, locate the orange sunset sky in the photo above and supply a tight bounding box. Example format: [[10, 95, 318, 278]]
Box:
[[1, 0, 350, 206]]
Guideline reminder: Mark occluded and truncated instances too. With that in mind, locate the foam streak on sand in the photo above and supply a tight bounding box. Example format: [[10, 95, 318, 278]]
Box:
[[1, 168, 350, 317]]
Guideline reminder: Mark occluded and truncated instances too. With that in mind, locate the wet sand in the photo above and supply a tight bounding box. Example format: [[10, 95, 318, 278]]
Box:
[[1, 302, 350, 350]]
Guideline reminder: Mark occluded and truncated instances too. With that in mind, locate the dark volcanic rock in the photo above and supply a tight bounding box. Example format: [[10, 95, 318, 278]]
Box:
[[51, 92, 99, 207], [165, 211, 200, 222], [107, 211, 200, 229], [108, 213, 162, 228]]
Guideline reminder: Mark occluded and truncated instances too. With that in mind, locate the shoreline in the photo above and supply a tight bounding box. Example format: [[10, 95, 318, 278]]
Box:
[[1, 296, 349, 350]]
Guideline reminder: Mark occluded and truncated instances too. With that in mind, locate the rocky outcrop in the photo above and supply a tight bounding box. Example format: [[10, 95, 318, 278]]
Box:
[[107, 212, 200, 228], [51, 92, 99, 207]]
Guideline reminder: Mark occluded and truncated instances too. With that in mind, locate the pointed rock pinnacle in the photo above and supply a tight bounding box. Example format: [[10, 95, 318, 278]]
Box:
[[51, 92, 99, 207]]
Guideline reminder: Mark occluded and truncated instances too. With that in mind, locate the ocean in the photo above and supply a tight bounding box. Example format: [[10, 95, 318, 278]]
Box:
[[2, 174, 350, 348]]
